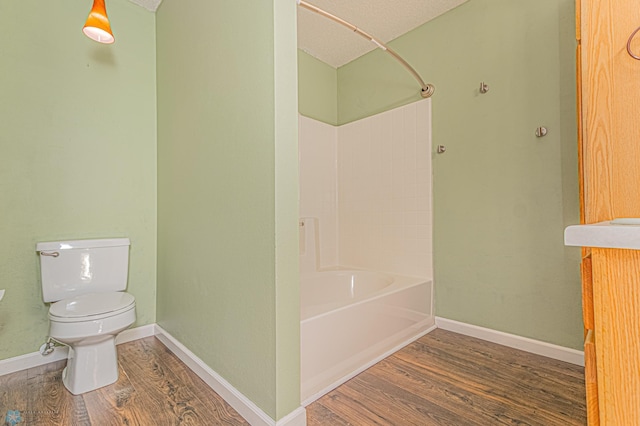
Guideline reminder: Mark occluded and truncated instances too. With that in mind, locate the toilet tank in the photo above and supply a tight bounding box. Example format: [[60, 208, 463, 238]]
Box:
[[36, 238, 130, 303]]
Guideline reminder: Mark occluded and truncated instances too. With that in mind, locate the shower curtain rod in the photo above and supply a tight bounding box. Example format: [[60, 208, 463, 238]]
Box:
[[297, 0, 435, 98]]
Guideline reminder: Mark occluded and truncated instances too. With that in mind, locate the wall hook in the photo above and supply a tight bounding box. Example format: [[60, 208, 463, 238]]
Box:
[[479, 82, 489, 94]]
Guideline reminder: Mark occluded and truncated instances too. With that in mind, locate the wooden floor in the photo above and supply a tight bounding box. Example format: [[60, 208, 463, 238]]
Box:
[[0, 337, 248, 425], [0, 329, 585, 425], [308, 329, 586, 425]]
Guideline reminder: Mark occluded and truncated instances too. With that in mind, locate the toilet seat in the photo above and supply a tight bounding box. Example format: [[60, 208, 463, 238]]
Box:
[[49, 292, 135, 323]]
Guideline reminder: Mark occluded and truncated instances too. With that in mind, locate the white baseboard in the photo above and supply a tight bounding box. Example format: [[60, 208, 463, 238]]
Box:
[[0, 324, 157, 376], [116, 323, 157, 344], [0, 344, 69, 376], [435, 317, 585, 366], [155, 325, 306, 426], [275, 407, 307, 426]]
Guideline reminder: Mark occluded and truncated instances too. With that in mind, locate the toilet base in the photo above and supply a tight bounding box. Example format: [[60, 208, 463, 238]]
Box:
[[62, 337, 119, 395]]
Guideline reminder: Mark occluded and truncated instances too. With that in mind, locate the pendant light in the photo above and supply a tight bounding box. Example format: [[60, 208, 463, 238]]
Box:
[[82, 0, 115, 44]]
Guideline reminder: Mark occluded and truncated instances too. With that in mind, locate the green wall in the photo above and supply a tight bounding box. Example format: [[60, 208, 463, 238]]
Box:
[[156, 0, 299, 419], [0, 0, 157, 360], [1, 0, 300, 418], [274, 1, 302, 418], [298, 50, 338, 125], [335, 0, 582, 349]]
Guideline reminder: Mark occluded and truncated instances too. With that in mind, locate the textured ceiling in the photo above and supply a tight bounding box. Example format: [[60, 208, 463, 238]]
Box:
[[125, 0, 467, 68], [127, 0, 161, 12], [298, 0, 468, 68]]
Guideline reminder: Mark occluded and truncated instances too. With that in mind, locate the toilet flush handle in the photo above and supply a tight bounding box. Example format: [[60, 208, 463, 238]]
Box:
[[40, 251, 60, 257]]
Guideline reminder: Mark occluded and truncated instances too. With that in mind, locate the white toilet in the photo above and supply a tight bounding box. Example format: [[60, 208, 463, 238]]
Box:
[[36, 238, 136, 395]]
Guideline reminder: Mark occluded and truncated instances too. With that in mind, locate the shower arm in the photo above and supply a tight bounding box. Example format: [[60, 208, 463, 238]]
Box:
[[297, 0, 435, 98]]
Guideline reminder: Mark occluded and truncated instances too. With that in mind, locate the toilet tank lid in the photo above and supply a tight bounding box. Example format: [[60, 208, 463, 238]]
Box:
[[36, 238, 130, 252]]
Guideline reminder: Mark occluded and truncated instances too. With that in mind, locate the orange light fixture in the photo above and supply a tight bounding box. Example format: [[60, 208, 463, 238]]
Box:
[[82, 0, 115, 44]]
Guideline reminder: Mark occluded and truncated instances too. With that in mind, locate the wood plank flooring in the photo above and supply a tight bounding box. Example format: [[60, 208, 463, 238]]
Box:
[[0, 329, 585, 425], [307, 329, 586, 425], [0, 337, 248, 425]]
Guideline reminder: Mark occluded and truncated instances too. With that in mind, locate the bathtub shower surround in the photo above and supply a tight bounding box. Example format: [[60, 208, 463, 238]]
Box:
[[299, 99, 435, 404], [300, 269, 433, 404], [339, 100, 433, 277], [299, 217, 321, 274], [299, 100, 433, 276], [299, 117, 338, 269]]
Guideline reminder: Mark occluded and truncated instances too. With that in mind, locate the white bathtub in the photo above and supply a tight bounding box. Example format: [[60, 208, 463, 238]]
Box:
[[300, 269, 435, 405]]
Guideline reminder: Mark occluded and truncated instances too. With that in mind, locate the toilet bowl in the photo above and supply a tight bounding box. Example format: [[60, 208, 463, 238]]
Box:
[[48, 292, 135, 395], [37, 238, 136, 395]]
